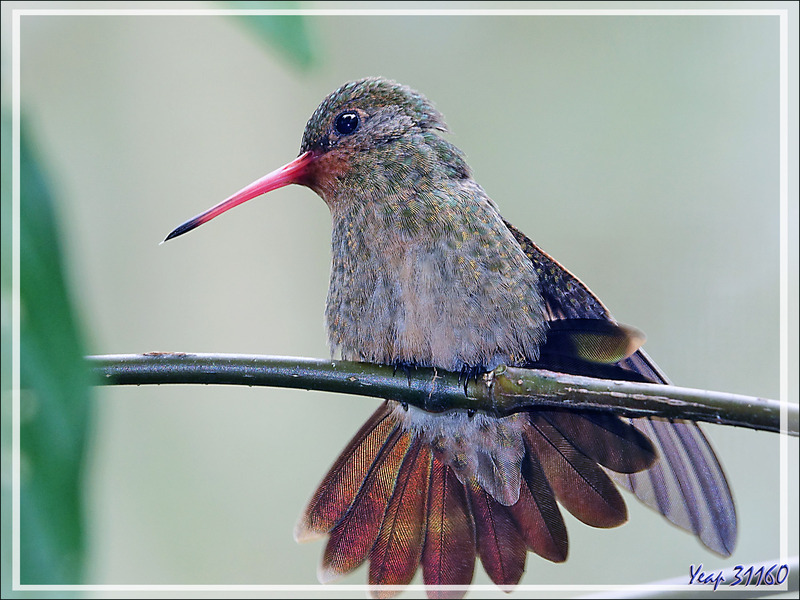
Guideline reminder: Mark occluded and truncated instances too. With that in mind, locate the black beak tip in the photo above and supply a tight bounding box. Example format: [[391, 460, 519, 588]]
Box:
[[162, 218, 201, 244]]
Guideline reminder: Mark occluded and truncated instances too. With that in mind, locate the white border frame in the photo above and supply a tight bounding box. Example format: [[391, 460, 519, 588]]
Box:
[[9, 5, 794, 596]]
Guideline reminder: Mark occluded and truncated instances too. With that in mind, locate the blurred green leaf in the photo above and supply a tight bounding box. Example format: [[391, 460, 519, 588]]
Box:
[[1, 114, 14, 597], [222, 2, 316, 69], [13, 119, 93, 586]]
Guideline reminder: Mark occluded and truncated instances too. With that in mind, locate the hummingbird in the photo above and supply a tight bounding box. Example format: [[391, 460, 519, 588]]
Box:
[[165, 77, 736, 597]]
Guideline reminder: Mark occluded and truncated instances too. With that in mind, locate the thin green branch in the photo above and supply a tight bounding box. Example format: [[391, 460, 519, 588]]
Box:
[[86, 353, 797, 436]]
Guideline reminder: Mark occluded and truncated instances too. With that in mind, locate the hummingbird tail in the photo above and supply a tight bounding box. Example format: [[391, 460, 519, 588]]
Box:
[[421, 454, 476, 598], [295, 401, 667, 598]]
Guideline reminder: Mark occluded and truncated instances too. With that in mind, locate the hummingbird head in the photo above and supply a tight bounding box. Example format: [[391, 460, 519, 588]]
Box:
[[300, 77, 447, 155], [163, 77, 464, 241]]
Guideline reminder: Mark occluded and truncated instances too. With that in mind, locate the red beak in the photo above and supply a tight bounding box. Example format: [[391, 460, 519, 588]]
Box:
[[163, 151, 315, 242]]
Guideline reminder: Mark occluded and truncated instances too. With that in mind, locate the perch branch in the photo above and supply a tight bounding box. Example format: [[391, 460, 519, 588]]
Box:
[[85, 353, 796, 436]]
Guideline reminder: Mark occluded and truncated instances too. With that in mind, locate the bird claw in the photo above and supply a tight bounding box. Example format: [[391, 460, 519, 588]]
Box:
[[392, 360, 418, 386], [458, 363, 486, 396]]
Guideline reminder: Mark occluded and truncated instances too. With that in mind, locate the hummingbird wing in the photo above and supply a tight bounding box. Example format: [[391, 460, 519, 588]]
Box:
[[504, 219, 737, 557]]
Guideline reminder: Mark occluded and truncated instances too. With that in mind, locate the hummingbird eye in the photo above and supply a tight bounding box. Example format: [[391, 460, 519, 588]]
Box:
[[334, 111, 360, 135]]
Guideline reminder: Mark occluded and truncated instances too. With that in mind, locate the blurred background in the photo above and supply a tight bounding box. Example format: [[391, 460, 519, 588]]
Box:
[[2, 2, 797, 598]]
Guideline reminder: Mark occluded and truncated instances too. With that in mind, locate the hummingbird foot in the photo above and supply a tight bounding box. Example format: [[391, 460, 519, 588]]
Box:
[[392, 360, 419, 386], [457, 363, 487, 395]]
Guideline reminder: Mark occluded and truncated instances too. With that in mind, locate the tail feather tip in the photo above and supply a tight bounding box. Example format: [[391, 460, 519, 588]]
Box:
[[293, 520, 324, 543]]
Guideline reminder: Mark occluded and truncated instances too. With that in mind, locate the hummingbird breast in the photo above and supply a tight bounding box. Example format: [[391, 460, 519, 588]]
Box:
[[324, 179, 549, 373]]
